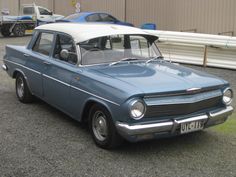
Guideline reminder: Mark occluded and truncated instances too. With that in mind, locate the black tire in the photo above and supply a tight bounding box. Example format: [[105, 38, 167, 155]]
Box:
[[1, 26, 11, 37], [13, 24, 25, 37], [15, 73, 33, 103], [89, 104, 123, 149]]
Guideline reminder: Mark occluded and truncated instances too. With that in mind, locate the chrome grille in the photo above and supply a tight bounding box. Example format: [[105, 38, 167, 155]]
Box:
[[144, 89, 223, 118]]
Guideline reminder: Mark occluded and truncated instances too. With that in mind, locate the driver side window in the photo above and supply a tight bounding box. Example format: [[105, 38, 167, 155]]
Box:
[[39, 7, 51, 15], [53, 34, 78, 65]]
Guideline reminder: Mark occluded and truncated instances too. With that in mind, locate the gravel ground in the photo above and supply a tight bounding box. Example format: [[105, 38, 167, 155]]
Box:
[[0, 36, 236, 177]]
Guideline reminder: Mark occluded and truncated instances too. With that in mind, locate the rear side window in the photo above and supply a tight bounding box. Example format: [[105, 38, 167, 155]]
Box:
[[23, 7, 34, 15], [100, 14, 116, 22], [32, 32, 54, 56], [86, 14, 101, 22]]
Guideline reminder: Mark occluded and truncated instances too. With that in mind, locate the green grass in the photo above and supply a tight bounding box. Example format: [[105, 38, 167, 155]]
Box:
[[211, 113, 236, 134]]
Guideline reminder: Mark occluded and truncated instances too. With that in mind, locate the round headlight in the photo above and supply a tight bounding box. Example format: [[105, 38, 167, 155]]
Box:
[[129, 100, 146, 120], [223, 88, 233, 105]]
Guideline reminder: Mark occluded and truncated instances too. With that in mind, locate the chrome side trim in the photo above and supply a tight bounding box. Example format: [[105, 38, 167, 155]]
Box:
[[116, 106, 233, 136], [42, 74, 120, 106], [4, 59, 119, 106], [4, 59, 41, 75], [42, 74, 70, 87], [4, 60, 120, 106], [70, 85, 120, 106]]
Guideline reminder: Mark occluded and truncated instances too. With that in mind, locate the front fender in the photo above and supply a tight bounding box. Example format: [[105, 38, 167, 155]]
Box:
[[80, 96, 122, 123]]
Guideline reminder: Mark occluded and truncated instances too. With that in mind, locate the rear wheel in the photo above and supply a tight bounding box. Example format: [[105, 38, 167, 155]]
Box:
[[13, 24, 25, 37], [1, 25, 11, 37], [89, 104, 123, 149], [15, 73, 33, 103]]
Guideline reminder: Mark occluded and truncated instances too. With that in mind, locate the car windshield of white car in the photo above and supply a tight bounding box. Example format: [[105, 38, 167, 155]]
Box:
[[79, 34, 160, 65]]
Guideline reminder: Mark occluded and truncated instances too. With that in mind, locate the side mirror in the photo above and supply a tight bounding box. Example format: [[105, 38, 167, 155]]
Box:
[[60, 49, 69, 60], [49, 11, 53, 15]]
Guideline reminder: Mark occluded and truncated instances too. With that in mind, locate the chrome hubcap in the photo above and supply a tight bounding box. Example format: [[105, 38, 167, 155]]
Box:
[[17, 77, 24, 98], [92, 111, 108, 141]]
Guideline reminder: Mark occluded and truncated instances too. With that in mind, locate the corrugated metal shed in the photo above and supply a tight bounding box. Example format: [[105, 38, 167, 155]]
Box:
[[1, 0, 236, 36]]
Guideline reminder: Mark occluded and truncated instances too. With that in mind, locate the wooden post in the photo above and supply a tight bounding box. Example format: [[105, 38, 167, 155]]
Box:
[[203, 45, 208, 67]]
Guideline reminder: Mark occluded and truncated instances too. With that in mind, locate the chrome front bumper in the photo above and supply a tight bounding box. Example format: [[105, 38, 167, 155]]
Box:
[[116, 106, 234, 139]]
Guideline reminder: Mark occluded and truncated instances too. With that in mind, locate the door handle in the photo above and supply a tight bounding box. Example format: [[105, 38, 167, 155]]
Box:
[[40, 16, 45, 18], [23, 53, 30, 57], [43, 61, 51, 65]]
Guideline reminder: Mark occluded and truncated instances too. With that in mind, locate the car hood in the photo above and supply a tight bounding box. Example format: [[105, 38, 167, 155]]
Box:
[[90, 61, 226, 94]]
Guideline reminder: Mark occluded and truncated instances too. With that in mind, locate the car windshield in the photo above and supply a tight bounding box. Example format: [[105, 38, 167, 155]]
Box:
[[78, 34, 161, 65], [64, 13, 84, 20]]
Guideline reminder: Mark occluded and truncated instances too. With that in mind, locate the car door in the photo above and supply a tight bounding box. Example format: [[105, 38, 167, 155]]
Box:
[[37, 7, 54, 23], [42, 33, 78, 114], [25, 31, 54, 98]]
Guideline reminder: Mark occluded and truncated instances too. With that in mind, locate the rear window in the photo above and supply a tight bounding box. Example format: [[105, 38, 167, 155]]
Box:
[[23, 7, 34, 15]]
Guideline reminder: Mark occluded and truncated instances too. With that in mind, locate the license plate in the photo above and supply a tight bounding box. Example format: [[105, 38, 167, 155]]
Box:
[[180, 120, 204, 134], [25, 30, 33, 34]]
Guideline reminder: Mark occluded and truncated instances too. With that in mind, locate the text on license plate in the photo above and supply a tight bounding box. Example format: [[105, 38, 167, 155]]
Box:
[[180, 120, 204, 134]]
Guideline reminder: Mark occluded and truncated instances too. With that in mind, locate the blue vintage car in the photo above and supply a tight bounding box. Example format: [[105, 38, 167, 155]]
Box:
[[2, 23, 234, 149]]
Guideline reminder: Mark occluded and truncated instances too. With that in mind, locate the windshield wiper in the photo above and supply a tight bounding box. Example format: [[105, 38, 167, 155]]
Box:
[[109, 57, 138, 66], [145, 56, 164, 64]]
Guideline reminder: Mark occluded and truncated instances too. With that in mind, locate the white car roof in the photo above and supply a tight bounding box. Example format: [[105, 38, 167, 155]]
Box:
[[36, 23, 156, 43]]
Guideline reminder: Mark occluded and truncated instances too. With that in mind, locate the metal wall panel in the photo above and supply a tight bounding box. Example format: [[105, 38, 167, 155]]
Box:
[[79, 0, 125, 21], [1, 0, 236, 36], [54, 0, 75, 16], [125, 0, 236, 35], [0, 0, 19, 15], [126, 0, 169, 29]]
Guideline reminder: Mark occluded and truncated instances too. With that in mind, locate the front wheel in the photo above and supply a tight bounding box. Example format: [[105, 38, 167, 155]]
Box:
[[15, 73, 33, 103], [13, 24, 25, 37], [89, 104, 123, 149]]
